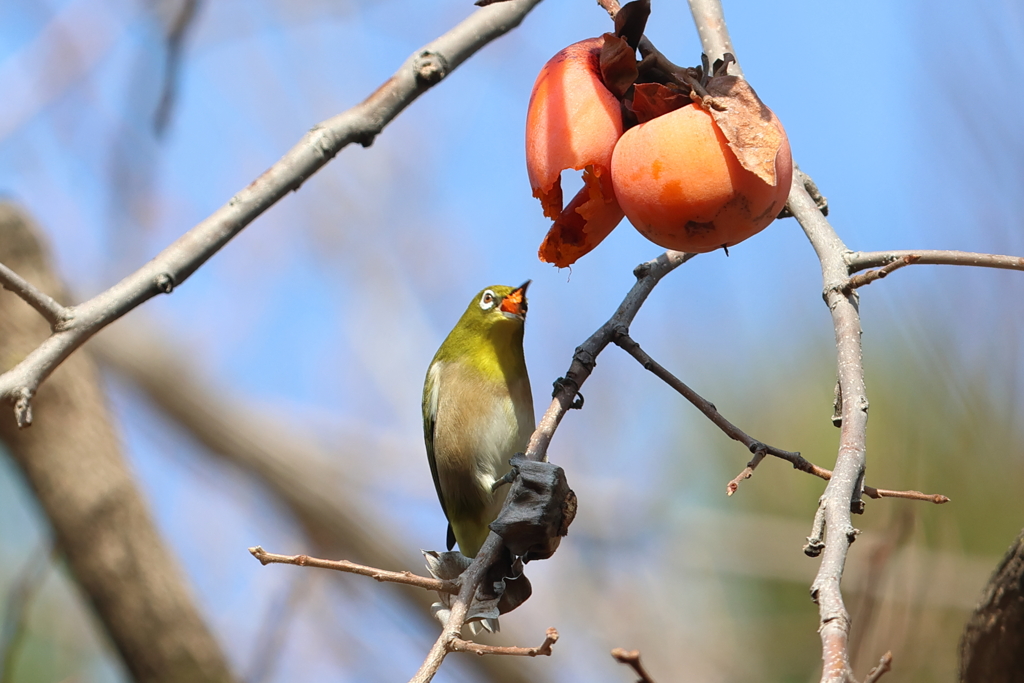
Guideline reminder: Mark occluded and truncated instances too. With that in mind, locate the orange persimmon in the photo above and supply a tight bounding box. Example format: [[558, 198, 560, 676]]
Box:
[[610, 101, 793, 253], [526, 37, 625, 267]]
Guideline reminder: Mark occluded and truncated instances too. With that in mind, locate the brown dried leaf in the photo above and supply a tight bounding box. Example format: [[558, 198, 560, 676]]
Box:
[[599, 33, 637, 99], [614, 0, 650, 50], [704, 75, 785, 186], [629, 83, 690, 124]]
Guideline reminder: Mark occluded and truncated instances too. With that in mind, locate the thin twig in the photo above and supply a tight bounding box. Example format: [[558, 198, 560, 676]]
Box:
[[726, 450, 766, 495], [847, 250, 1024, 274], [611, 333, 948, 504], [0, 262, 68, 329], [451, 628, 559, 657], [525, 251, 694, 464], [0, 0, 542, 428], [864, 651, 893, 683], [844, 255, 920, 290], [611, 648, 658, 683], [611, 331, 801, 474], [248, 546, 454, 594]]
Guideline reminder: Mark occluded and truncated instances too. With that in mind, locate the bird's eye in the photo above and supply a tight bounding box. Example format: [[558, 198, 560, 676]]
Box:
[[479, 290, 496, 310]]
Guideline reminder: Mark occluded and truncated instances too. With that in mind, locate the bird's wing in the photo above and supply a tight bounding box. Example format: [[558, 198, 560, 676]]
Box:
[[423, 361, 456, 550]]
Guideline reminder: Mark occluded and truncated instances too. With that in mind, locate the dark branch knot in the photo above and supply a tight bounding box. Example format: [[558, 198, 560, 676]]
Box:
[[155, 273, 175, 294], [414, 51, 449, 84], [803, 537, 825, 557], [14, 387, 33, 428]]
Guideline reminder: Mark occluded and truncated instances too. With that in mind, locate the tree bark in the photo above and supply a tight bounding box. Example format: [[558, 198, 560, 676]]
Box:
[[0, 203, 236, 683], [960, 527, 1024, 683]]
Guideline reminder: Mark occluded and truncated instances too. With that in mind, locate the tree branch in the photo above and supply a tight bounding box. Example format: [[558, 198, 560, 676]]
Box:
[[687, 0, 742, 77], [844, 254, 920, 291], [864, 651, 893, 683], [613, 330, 949, 504], [611, 648, 658, 683], [450, 627, 559, 657], [0, 261, 68, 329], [248, 546, 454, 594], [847, 249, 1024, 274], [788, 167, 868, 683], [0, 0, 541, 428]]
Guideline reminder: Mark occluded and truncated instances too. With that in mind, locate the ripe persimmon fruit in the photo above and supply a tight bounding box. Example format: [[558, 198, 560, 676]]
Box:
[[525, 37, 625, 267], [525, 1, 793, 265], [611, 102, 792, 253]]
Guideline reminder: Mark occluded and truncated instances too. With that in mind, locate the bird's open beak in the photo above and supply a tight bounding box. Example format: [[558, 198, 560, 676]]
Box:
[[499, 280, 530, 319]]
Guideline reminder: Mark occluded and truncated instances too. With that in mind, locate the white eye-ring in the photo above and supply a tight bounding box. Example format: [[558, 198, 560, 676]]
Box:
[[479, 290, 496, 310]]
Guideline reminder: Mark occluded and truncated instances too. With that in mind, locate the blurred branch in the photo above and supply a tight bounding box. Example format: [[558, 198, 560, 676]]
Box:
[[0, 204, 236, 683], [864, 652, 893, 683], [245, 570, 313, 683], [93, 323, 546, 683], [959, 527, 1024, 683], [0, 0, 542, 428], [0, 544, 52, 683], [611, 648, 658, 683], [410, 250, 693, 682], [153, 0, 200, 136], [249, 546, 453, 593]]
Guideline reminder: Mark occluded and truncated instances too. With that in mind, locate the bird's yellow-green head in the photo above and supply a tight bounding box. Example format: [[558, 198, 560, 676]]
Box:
[[431, 281, 530, 375]]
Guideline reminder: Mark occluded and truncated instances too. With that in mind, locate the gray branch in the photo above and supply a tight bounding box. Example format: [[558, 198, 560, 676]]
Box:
[[788, 169, 868, 683], [0, 261, 68, 329], [847, 249, 1024, 274], [0, 0, 542, 428]]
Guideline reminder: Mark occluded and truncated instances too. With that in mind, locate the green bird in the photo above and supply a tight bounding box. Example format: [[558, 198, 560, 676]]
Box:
[[423, 282, 535, 558]]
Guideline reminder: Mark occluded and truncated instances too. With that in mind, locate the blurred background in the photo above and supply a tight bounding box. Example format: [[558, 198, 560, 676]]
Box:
[[1, 0, 1023, 681]]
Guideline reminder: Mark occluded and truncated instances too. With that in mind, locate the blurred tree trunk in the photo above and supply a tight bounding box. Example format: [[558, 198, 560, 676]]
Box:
[[0, 203, 236, 683], [960, 527, 1024, 683]]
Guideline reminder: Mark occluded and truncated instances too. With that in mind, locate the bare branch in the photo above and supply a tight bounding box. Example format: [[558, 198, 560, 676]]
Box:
[[450, 627, 559, 657], [789, 166, 867, 683], [248, 546, 453, 594], [687, 0, 742, 77], [611, 331, 804, 477], [847, 249, 1024, 274], [526, 251, 694, 463], [0, 260, 68, 328], [0, 0, 541, 426], [863, 486, 948, 504], [864, 651, 893, 683], [611, 648, 658, 683], [844, 254, 920, 291]]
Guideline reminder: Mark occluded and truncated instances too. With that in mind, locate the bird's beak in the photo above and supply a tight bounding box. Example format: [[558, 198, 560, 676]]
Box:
[[499, 280, 530, 319]]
